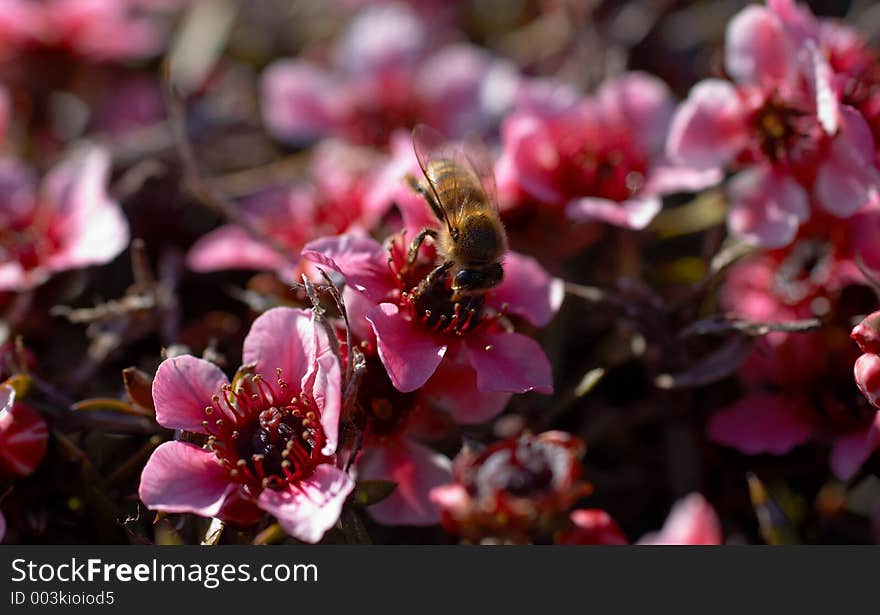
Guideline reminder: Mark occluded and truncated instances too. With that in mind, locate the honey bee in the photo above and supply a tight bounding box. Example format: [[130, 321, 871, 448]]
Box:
[[405, 124, 507, 301]]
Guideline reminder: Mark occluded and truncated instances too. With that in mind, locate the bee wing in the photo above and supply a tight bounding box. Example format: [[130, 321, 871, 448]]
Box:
[[459, 131, 499, 213], [412, 123, 460, 235]]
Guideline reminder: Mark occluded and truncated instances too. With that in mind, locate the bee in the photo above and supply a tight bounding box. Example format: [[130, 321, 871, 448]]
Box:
[[405, 124, 507, 301]]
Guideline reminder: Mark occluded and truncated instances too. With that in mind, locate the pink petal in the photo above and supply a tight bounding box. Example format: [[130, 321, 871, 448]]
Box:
[[302, 233, 395, 302], [725, 5, 794, 88], [428, 483, 469, 512], [357, 437, 451, 526], [727, 166, 810, 248], [333, 3, 426, 77], [638, 493, 722, 545], [260, 60, 347, 144], [708, 393, 815, 455], [666, 79, 748, 170], [465, 331, 553, 394], [491, 251, 563, 328], [829, 422, 879, 481], [422, 358, 511, 424], [558, 509, 629, 545], [0, 392, 48, 479], [257, 464, 354, 543], [138, 441, 236, 517], [187, 225, 291, 274], [566, 195, 662, 230], [365, 303, 447, 393], [418, 43, 517, 137], [814, 107, 879, 218], [309, 316, 343, 456], [42, 147, 129, 271], [598, 72, 674, 152], [643, 159, 723, 195], [499, 112, 566, 205], [243, 307, 315, 397], [855, 353, 880, 409], [152, 355, 229, 432]]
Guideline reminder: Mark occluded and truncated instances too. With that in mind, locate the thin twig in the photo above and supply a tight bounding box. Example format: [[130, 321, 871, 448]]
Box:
[[679, 315, 823, 338]]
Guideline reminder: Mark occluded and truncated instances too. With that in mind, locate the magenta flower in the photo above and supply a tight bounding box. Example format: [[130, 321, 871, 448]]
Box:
[[261, 3, 518, 146], [708, 212, 880, 479], [187, 140, 390, 283], [0, 147, 129, 292], [138, 307, 354, 543], [496, 72, 720, 231], [667, 0, 880, 248], [303, 232, 560, 395], [0, 383, 48, 480]]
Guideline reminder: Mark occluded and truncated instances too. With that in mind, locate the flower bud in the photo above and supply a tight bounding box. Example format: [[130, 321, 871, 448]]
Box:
[[851, 311, 880, 354], [855, 353, 880, 409]]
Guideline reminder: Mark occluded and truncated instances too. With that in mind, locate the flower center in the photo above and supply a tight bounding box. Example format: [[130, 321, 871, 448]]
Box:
[[200, 370, 328, 491], [751, 98, 822, 173], [557, 133, 648, 203], [470, 438, 561, 498], [386, 234, 498, 337], [0, 218, 58, 272]]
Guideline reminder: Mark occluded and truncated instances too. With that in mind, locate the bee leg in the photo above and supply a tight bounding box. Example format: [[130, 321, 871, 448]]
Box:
[[405, 174, 447, 226], [410, 260, 452, 301], [407, 227, 438, 265]]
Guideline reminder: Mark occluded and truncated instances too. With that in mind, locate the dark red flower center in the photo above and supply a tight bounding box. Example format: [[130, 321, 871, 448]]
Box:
[[749, 98, 823, 178], [200, 369, 329, 492], [556, 131, 649, 203], [386, 234, 500, 337]]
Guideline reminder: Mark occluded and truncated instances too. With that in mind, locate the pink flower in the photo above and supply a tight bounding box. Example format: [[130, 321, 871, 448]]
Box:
[[708, 212, 880, 479], [497, 72, 720, 231], [187, 140, 390, 283], [303, 232, 560, 395], [138, 307, 354, 543], [0, 383, 48, 480], [667, 0, 880, 248], [429, 431, 591, 543], [636, 493, 723, 545], [261, 3, 518, 146], [8, 0, 166, 62], [0, 147, 129, 292]]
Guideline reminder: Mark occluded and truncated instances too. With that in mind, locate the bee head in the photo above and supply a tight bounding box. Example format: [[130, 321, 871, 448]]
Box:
[[452, 263, 504, 297]]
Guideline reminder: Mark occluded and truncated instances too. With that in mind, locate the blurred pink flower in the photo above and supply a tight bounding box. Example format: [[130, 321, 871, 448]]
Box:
[[0, 147, 129, 292], [497, 72, 720, 231], [0, 0, 166, 61], [138, 307, 353, 543], [303, 232, 560, 395], [637, 493, 723, 545], [667, 0, 880, 248], [261, 3, 518, 146], [429, 431, 590, 543], [709, 211, 880, 479], [187, 140, 391, 283], [560, 493, 722, 545], [0, 383, 48, 480]]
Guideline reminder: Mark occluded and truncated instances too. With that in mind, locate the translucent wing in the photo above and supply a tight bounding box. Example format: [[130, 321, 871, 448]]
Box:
[[412, 124, 497, 234], [412, 123, 456, 235], [460, 131, 499, 213]]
